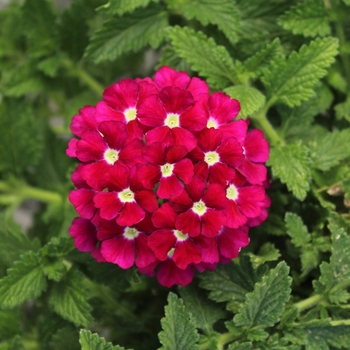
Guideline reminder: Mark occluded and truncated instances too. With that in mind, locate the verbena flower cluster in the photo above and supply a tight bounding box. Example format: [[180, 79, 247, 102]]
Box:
[[66, 66, 270, 287]]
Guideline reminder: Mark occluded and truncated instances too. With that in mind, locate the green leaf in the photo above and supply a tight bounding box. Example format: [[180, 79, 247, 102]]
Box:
[[244, 38, 283, 79], [247, 243, 281, 269], [37, 54, 65, 78], [0, 99, 44, 175], [168, 26, 238, 89], [0, 252, 47, 308], [157, 47, 191, 72], [263, 37, 338, 107], [179, 0, 240, 44], [179, 284, 226, 334], [278, 0, 330, 37], [286, 320, 350, 349], [79, 329, 127, 350], [234, 261, 291, 328], [0, 213, 40, 267], [268, 142, 312, 200], [49, 327, 80, 350], [0, 309, 20, 339], [6, 335, 25, 350], [158, 292, 200, 350], [22, 0, 58, 57], [317, 219, 350, 295], [335, 96, 350, 122], [285, 213, 310, 247], [84, 4, 168, 63], [199, 257, 263, 306], [224, 85, 265, 118], [49, 268, 93, 327], [227, 342, 253, 350], [98, 0, 156, 15], [309, 129, 350, 171]]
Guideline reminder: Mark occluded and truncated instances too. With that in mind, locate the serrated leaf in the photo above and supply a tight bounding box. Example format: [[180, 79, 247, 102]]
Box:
[[168, 26, 238, 89], [278, 0, 330, 37], [335, 96, 350, 122], [247, 329, 268, 341], [317, 219, 350, 296], [98, 0, 156, 15], [180, 0, 240, 44], [179, 284, 225, 334], [227, 342, 252, 350], [248, 243, 281, 269], [244, 38, 283, 79], [85, 4, 168, 63], [287, 320, 350, 349], [285, 213, 310, 247], [199, 257, 263, 305], [0, 213, 40, 267], [22, 0, 58, 57], [300, 245, 320, 276], [0, 99, 44, 175], [37, 54, 65, 78], [268, 142, 311, 200], [309, 129, 350, 171], [0, 252, 47, 308], [50, 327, 80, 350], [157, 47, 191, 72], [263, 37, 338, 107], [234, 261, 291, 328], [79, 329, 127, 350], [49, 268, 93, 327], [0, 309, 20, 339], [158, 292, 199, 350], [224, 85, 266, 118]]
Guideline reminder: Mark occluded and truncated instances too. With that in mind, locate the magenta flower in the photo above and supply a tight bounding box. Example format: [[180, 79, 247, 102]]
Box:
[[66, 66, 270, 288]]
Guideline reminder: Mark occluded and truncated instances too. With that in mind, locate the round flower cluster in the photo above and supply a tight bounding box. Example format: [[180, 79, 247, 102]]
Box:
[[66, 66, 270, 287]]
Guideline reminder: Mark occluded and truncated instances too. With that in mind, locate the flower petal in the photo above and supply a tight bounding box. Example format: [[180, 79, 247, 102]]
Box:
[[94, 192, 123, 220], [152, 203, 177, 228], [157, 259, 194, 287], [244, 129, 269, 163], [135, 189, 158, 213], [98, 121, 127, 150], [69, 189, 96, 219], [135, 233, 157, 268], [154, 66, 190, 90], [208, 92, 240, 124], [157, 175, 184, 199], [117, 202, 145, 226], [173, 159, 194, 184], [201, 209, 226, 237], [148, 229, 176, 260], [68, 217, 97, 252], [176, 211, 201, 237], [173, 240, 202, 269]]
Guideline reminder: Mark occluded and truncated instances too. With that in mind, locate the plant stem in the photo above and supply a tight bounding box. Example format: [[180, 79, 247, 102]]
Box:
[[294, 294, 325, 312], [250, 108, 284, 147], [62, 58, 104, 96], [0, 180, 62, 204]]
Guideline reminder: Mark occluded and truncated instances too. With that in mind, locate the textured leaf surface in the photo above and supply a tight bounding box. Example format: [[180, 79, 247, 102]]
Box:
[[225, 85, 266, 118], [285, 213, 310, 247], [79, 329, 127, 350], [0, 309, 20, 339], [263, 37, 338, 107], [158, 293, 199, 350], [180, 0, 240, 44], [168, 26, 237, 89], [99, 0, 156, 15], [234, 262, 291, 328], [278, 0, 330, 37], [49, 268, 93, 327], [0, 252, 47, 308], [85, 4, 168, 63], [309, 129, 350, 171], [247, 243, 281, 269], [269, 142, 311, 200], [179, 284, 225, 334], [287, 320, 350, 349]]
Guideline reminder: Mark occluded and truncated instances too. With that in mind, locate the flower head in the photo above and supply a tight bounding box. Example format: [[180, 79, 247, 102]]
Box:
[[67, 66, 270, 288]]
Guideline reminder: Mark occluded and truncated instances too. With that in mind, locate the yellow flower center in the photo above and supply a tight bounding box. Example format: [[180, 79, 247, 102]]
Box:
[[165, 113, 179, 128], [174, 229, 188, 241], [104, 148, 119, 165], [124, 107, 137, 122], [226, 184, 238, 200], [167, 248, 175, 258], [124, 227, 139, 239], [161, 163, 174, 177], [205, 151, 219, 166], [118, 188, 134, 202], [207, 117, 218, 129], [192, 200, 207, 216]]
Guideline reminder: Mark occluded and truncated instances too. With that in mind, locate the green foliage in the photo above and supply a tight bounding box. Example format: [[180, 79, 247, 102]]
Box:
[[224, 85, 266, 118], [278, 0, 331, 37], [168, 26, 238, 89], [49, 268, 93, 327], [79, 329, 128, 350], [158, 293, 200, 350], [179, 0, 240, 44], [269, 142, 312, 200], [234, 262, 291, 328], [285, 213, 310, 247], [247, 243, 281, 269], [85, 3, 168, 63], [98, 0, 156, 16], [0, 252, 47, 308], [263, 37, 338, 107]]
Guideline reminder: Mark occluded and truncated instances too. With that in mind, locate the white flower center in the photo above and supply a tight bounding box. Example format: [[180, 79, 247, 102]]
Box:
[[124, 227, 139, 239], [226, 184, 238, 200], [124, 107, 137, 122], [192, 200, 207, 216], [207, 117, 218, 129], [118, 188, 135, 203], [104, 148, 119, 165], [174, 229, 188, 241], [165, 113, 179, 128], [205, 151, 219, 166], [161, 163, 174, 177]]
